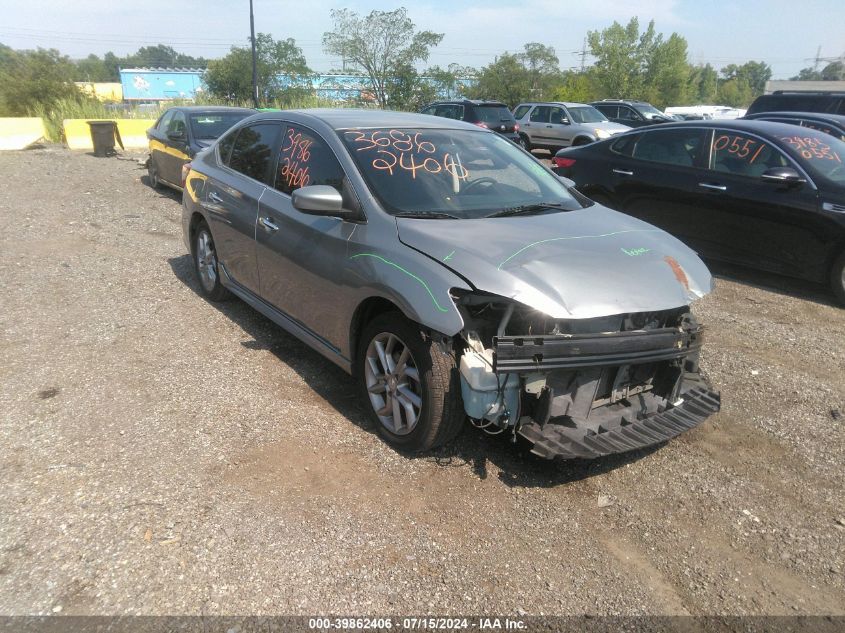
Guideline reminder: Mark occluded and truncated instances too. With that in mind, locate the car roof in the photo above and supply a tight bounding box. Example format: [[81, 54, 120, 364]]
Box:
[[165, 105, 255, 113], [425, 99, 507, 107], [614, 118, 829, 139], [744, 111, 845, 124], [246, 108, 486, 131], [516, 101, 596, 108], [591, 99, 653, 105]]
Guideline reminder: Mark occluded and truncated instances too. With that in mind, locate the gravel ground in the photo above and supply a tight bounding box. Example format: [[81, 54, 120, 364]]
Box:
[[0, 147, 843, 617]]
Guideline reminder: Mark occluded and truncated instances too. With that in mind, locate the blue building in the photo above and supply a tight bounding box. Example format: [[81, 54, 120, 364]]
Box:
[[119, 68, 475, 103]]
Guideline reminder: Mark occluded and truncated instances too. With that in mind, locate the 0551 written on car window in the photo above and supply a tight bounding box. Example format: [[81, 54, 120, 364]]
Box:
[[711, 132, 786, 176], [275, 125, 345, 195]]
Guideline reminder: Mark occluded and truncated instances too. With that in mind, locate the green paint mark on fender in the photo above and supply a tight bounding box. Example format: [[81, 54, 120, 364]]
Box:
[[443, 250, 455, 262], [349, 253, 450, 313], [497, 228, 663, 269], [621, 247, 651, 256]]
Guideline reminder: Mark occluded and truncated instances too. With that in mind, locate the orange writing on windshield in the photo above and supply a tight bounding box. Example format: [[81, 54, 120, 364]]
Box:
[[346, 130, 469, 180], [781, 135, 842, 163]]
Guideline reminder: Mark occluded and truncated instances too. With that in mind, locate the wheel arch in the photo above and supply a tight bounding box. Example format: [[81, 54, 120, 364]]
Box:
[[572, 135, 594, 146], [187, 212, 207, 256]]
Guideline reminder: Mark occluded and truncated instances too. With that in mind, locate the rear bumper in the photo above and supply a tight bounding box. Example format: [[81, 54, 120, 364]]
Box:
[[518, 386, 720, 460]]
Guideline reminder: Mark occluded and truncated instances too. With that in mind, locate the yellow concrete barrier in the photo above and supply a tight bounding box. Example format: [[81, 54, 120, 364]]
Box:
[[63, 118, 156, 150], [0, 117, 47, 150]]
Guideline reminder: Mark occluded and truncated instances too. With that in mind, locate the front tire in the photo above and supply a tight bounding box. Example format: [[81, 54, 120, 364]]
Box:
[[357, 313, 464, 452], [831, 250, 845, 306], [193, 221, 231, 301]]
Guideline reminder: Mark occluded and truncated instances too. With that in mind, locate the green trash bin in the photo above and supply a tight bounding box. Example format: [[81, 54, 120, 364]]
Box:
[[87, 120, 124, 157]]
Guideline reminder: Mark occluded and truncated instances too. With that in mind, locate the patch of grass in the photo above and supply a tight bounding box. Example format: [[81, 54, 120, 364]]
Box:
[[28, 97, 159, 142]]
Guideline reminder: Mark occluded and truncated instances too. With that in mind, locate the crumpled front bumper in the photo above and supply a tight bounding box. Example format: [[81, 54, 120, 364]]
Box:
[[518, 386, 721, 460]]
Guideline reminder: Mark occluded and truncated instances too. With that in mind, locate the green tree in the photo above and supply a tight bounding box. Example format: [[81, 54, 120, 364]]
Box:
[[721, 61, 771, 97], [469, 53, 531, 107], [549, 71, 596, 103], [74, 54, 113, 82], [587, 17, 661, 99], [204, 33, 311, 105], [518, 43, 562, 97], [688, 63, 718, 102], [717, 78, 753, 107], [123, 44, 207, 69], [643, 33, 690, 107], [322, 7, 443, 109], [0, 46, 80, 115]]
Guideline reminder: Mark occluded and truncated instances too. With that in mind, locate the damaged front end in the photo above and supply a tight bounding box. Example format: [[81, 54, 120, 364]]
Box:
[[454, 292, 720, 460]]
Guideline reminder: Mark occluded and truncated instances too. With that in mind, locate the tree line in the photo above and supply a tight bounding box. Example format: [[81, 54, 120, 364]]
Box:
[[2, 9, 843, 117]]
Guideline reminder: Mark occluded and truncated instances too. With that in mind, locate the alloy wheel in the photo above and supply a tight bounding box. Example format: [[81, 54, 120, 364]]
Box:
[[364, 332, 423, 435]]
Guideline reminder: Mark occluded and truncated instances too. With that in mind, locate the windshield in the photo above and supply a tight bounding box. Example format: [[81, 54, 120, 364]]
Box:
[[639, 104, 666, 120], [190, 113, 251, 140], [568, 106, 608, 124], [340, 128, 583, 218], [779, 131, 845, 185]]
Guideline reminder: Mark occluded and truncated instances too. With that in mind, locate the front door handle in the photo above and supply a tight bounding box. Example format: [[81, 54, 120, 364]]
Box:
[[612, 168, 634, 176], [698, 183, 727, 191], [545, 124, 553, 128], [259, 216, 279, 232], [208, 191, 223, 204]]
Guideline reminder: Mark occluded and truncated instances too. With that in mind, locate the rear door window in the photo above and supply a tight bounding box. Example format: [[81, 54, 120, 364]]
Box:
[[709, 130, 788, 177], [157, 110, 175, 131], [227, 123, 281, 184], [632, 128, 705, 167], [529, 106, 551, 123]]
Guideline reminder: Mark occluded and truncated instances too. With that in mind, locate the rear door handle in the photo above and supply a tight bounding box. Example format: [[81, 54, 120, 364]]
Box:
[[208, 191, 223, 203], [259, 216, 279, 232], [612, 168, 634, 176], [698, 183, 727, 191]]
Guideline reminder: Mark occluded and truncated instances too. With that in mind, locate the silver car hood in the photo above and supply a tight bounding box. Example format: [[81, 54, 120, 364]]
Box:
[[396, 206, 713, 320], [595, 121, 632, 134]]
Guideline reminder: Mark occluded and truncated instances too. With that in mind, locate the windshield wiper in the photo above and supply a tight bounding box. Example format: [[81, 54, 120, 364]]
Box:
[[486, 202, 568, 218], [395, 211, 461, 219]]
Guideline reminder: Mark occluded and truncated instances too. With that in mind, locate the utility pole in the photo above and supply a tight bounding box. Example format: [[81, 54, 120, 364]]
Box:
[[813, 45, 822, 72], [249, 0, 259, 108], [579, 37, 587, 72]]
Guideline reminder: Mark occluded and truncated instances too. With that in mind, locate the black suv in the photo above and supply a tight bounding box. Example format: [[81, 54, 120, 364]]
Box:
[[589, 99, 672, 128], [743, 111, 845, 141], [420, 100, 521, 144], [746, 91, 845, 116]]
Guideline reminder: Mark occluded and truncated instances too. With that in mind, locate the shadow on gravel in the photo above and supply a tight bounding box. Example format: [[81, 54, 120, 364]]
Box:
[[168, 254, 660, 488], [706, 259, 838, 308], [141, 175, 183, 202]]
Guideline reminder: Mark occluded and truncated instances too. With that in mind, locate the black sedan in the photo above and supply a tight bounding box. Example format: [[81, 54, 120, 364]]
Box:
[[147, 106, 254, 191], [552, 120, 845, 303]]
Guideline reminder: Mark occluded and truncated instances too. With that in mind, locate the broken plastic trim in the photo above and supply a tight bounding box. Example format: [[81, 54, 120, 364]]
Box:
[[493, 326, 703, 373]]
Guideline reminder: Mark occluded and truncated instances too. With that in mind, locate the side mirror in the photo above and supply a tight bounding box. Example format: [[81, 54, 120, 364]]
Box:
[[560, 117, 570, 125], [292, 185, 352, 217], [761, 167, 806, 185]]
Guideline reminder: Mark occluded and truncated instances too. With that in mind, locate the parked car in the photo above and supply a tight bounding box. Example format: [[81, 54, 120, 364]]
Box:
[[181, 109, 720, 459], [420, 100, 521, 144], [511, 101, 630, 152], [746, 90, 845, 116], [743, 111, 845, 141], [590, 99, 673, 127], [147, 106, 254, 191], [552, 120, 845, 303]]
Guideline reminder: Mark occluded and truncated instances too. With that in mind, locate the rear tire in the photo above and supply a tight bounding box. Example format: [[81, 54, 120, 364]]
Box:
[[519, 134, 532, 152], [192, 221, 231, 302], [831, 250, 845, 306], [148, 159, 160, 189], [357, 313, 464, 452]]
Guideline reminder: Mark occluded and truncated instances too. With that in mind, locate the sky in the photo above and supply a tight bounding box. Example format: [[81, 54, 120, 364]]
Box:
[[0, 0, 842, 79]]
